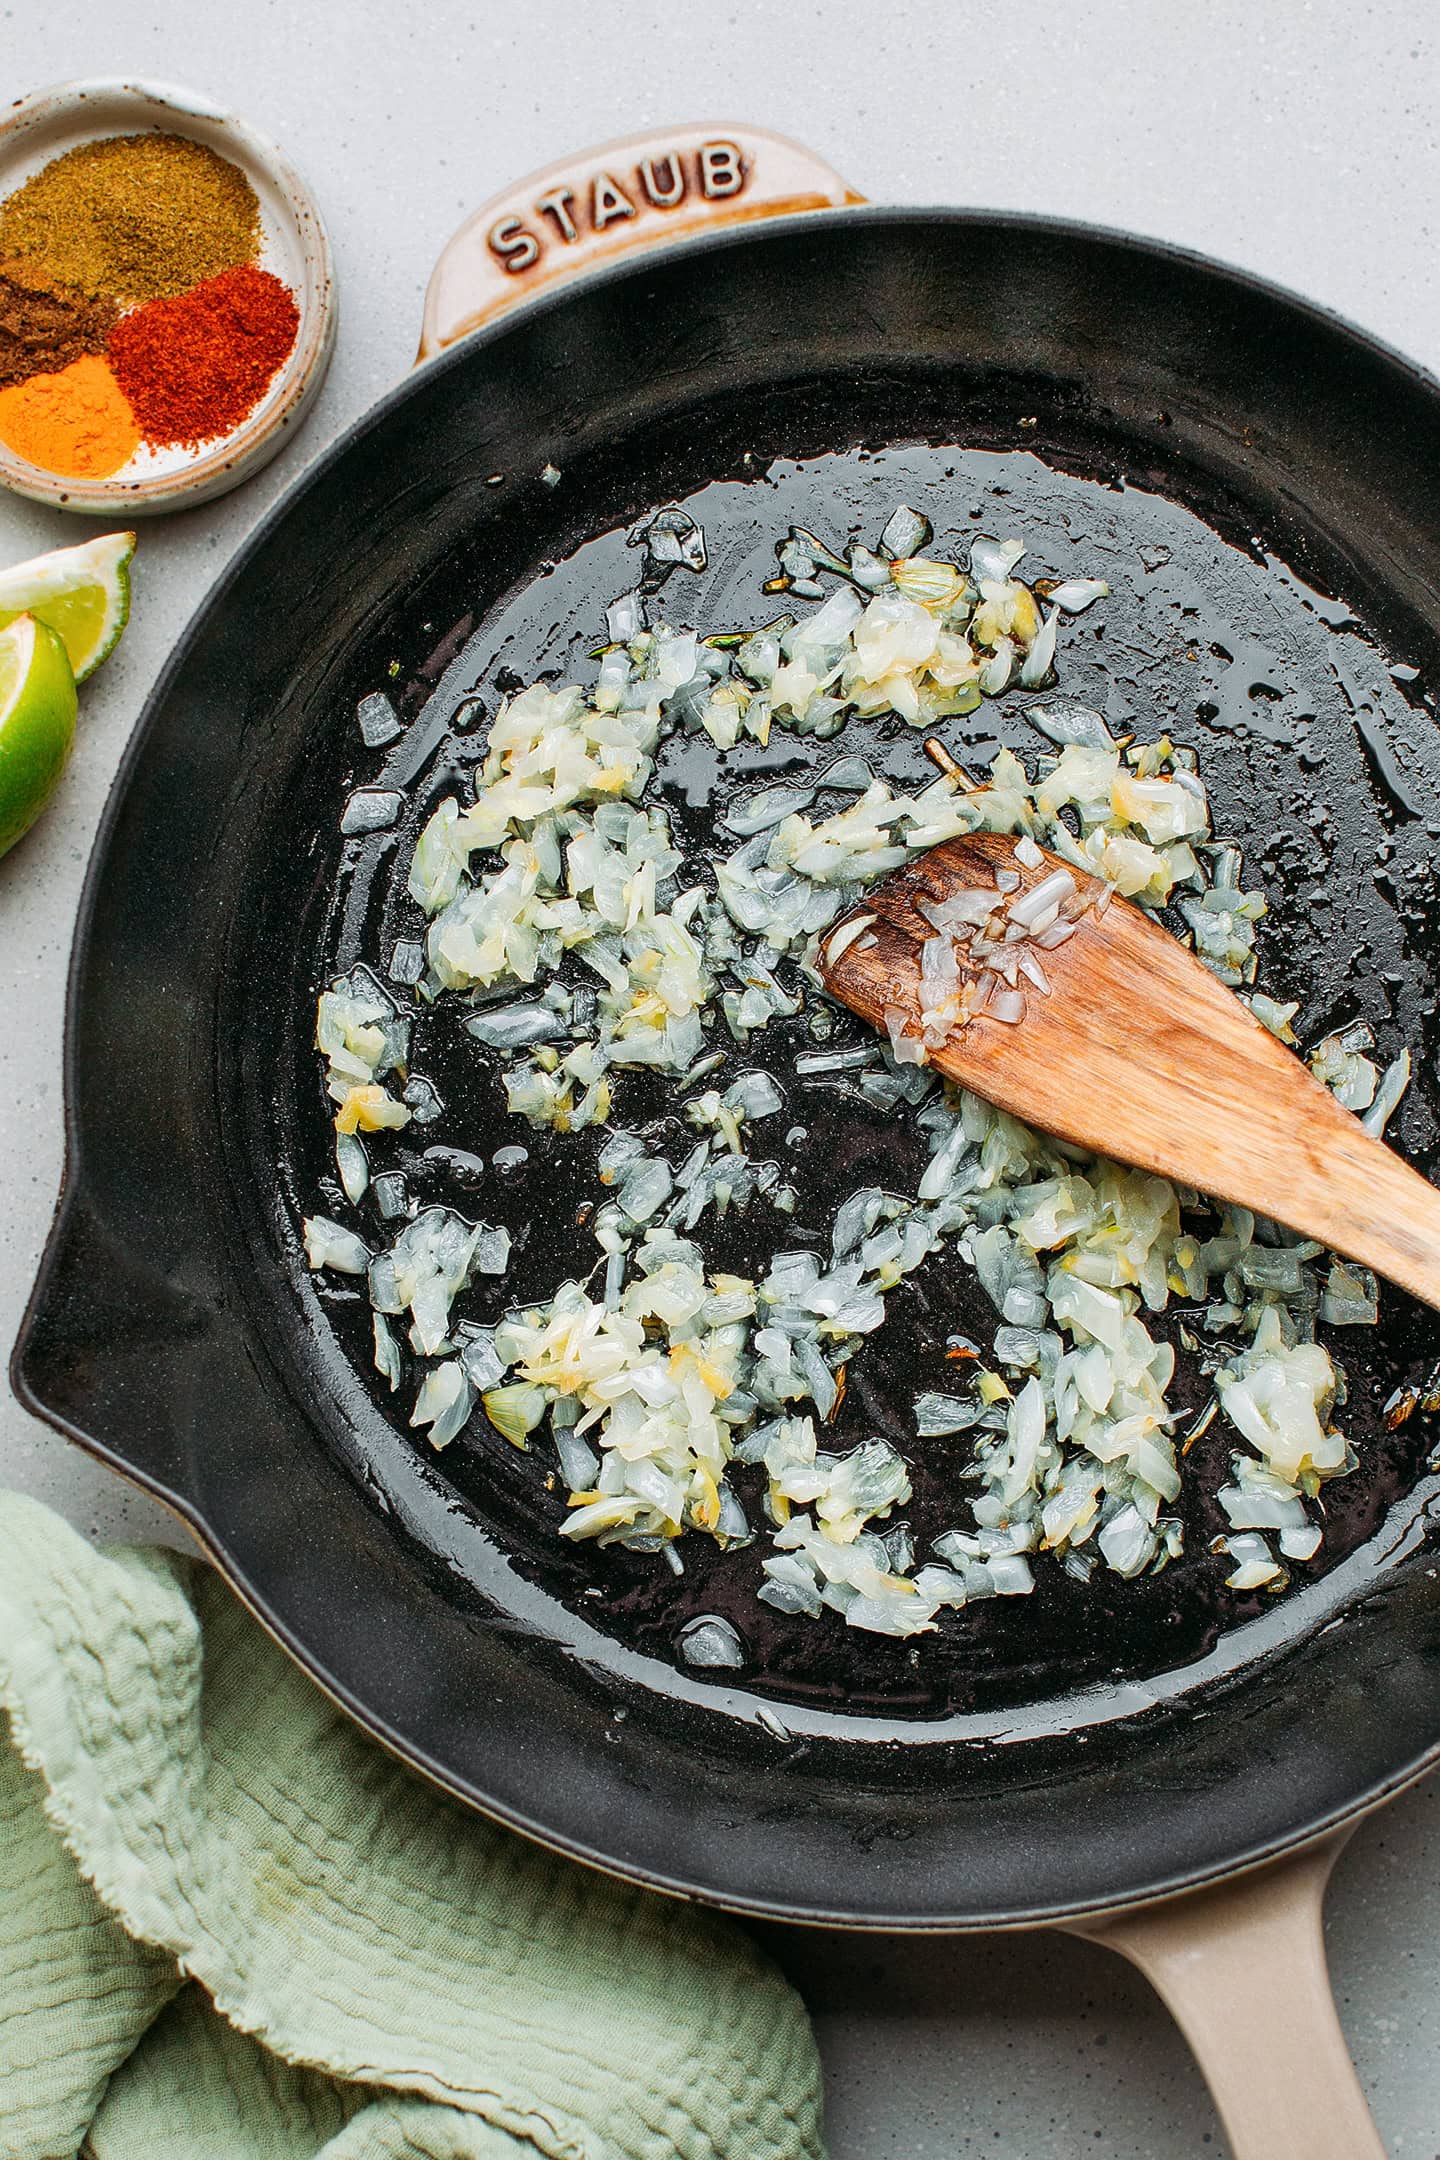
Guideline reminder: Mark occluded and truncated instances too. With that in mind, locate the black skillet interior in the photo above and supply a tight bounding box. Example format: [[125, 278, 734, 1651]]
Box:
[[16, 211, 1440, 1927]]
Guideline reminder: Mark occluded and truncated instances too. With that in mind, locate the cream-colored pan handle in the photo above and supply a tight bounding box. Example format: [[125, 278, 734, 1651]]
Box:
[[418, 123, 863, 358], [1065, 1830, 1385, 2158]]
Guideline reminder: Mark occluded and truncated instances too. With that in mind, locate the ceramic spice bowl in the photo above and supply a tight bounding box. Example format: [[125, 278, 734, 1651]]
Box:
[[0, 78, 336, 514]]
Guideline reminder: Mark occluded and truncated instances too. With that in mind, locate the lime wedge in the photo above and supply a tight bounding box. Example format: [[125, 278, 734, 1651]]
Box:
[[0, 530, 135, 684], [0, 614, 79, 858]]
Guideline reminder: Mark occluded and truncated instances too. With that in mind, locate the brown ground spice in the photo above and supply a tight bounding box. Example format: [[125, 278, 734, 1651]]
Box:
[[0, 257, 118, 388], [0, 133, 260, 305]]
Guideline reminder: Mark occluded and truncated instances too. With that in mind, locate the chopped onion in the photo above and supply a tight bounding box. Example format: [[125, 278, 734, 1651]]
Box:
[[826, 913, 875, 966], [1362, 1049, 1411, 1137], [372, 1312, 403, 1391], [881, 504, 932, 560], [618, 1157, 673, 1223], [554, 1421, 600, 1490], [823, 755, 876, 791], [884, 1006, 926, 1065], [678, 1614, 746, 1668], [1018, 607, 1059, 688], [336, 1130, 369, 1203], [402, 1075, 443, 1125], [388, 939, 426, 986], [1217, 1529, 1286, 1591], [969, 534, 1025, 583], [1022, 698, 1115, 751], [1097, 1503, 1155, 1578], [726, 1070, 785, 1121], [466, 1003, 569, 1048], [724, 785, 817, 835], [341, 788, 404, 835], [1320, 1259, 1379, 1326], [1006, 868, 1076, 930], [1046, 579, 1111, 612], [357, 692, 402, 748], [303, 1216, 370, 1275], [796, 1045, 877, 1075], [456, 1324, 505, 1389], [914, 1392, 986, 1436], [372, 1172, 409, 1220], [482, 1382, 548, 1448], [411, 1361, 474, 1449], [607, 590, 647, 641], [308, 495, 1380, 1652], [473, 1225, 512, 1275]]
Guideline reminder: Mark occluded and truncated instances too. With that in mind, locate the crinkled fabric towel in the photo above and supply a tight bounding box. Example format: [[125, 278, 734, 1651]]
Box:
[[0, 1493, 825, 2160]]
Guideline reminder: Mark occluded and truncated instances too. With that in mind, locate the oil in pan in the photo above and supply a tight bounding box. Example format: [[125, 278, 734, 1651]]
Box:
[[289, 436, 1440, 1723]]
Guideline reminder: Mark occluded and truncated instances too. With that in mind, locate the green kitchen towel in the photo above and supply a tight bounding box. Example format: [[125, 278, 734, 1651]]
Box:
[[0, 1492, 825, 2160]]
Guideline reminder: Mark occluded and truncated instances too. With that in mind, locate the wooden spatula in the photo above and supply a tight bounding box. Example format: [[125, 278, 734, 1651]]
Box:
[[819, 801, 1440, 1314]]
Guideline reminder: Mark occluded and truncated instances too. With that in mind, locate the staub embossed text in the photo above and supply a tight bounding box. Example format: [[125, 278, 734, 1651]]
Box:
[[487, 140, 748, 273]]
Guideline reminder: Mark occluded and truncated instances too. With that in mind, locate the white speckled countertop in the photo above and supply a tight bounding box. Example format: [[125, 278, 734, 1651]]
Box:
[[3, 3, 1439, 2150]]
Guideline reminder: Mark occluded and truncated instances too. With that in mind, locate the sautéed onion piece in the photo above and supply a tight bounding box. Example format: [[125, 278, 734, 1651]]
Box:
[[300, 502, 1415, 1641]]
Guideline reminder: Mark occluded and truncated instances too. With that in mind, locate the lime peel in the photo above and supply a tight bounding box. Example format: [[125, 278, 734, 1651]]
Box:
[[0, 613, 79, 858], [0, 530, 134, 683]]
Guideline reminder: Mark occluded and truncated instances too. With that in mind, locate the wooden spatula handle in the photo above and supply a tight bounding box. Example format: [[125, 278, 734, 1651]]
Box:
[[1277, 1105, 1440, 1316], [824, 834, 1440, 1316]]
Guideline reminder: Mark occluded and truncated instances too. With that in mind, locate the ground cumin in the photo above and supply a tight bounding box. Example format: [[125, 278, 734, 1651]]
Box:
[[0, 258, 118, 388], [0, 133, 260, 304], [0, 354, 140, 478]]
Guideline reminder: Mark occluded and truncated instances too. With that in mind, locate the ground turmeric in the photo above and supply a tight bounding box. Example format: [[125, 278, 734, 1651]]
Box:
[[0, 353, 140, 478]]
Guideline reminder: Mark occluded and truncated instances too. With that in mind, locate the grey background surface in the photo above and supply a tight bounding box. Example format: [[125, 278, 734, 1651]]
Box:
[[1, 2, 1437, 2151]]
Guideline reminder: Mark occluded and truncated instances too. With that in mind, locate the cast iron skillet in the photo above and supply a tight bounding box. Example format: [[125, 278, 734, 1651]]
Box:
[[15, 128, 1440, 2154]]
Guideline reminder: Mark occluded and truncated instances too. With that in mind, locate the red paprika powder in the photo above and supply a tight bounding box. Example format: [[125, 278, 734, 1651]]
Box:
[[107, 264, 299, 447]]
